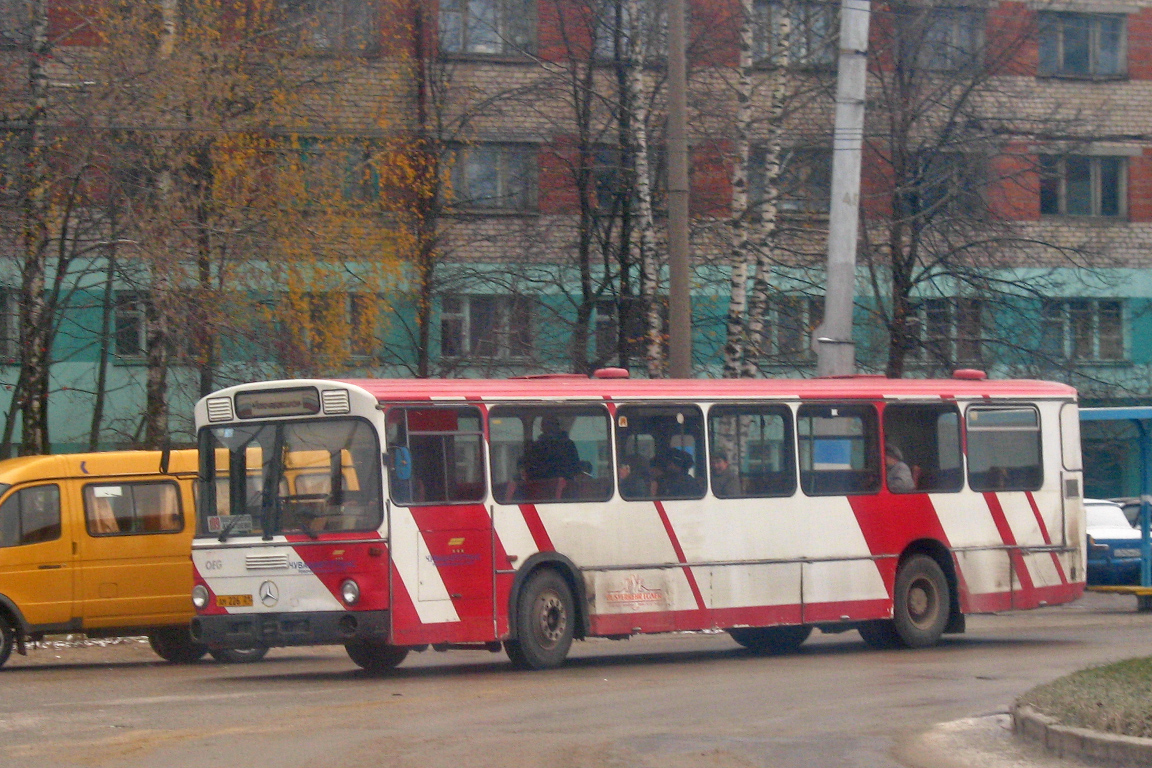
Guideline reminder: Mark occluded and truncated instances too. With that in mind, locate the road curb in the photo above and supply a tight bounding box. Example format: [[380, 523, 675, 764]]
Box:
[[1013, 704, 1152, 765]]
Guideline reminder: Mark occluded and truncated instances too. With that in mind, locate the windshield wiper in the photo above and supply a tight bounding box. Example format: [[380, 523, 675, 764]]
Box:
[[218, 516, 241, 543]]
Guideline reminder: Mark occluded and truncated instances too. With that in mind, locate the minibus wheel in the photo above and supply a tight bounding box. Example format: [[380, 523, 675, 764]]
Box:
[[506, 568, 574, 670], [345, 641, 408, 672], [0, 616, 13, 668], [210, 647, 269, 664], [148, 628, 209, 664], [891, 554, 950, 648], [728, 625, 812, 654]]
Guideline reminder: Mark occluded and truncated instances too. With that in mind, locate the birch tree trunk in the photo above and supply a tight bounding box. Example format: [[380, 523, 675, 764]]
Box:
[[625, 0, 664, 378], [741, 3, 790, 378], [723, 0, 756, 378]]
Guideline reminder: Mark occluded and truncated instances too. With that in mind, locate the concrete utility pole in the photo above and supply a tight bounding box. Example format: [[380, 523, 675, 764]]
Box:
[[814, 0, 871, 377], [667, 0, 692, 378]]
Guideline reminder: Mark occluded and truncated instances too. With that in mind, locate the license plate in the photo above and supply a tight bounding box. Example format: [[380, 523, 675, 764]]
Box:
[[1114, 548, 1142, 559], [216, 594, 254, 607]]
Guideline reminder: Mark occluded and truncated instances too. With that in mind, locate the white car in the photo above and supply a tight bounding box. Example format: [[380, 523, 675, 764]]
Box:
[[1086, 499, 1145, 585]]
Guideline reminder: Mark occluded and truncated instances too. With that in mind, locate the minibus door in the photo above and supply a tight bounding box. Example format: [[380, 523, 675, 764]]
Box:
[[0, 483, 75, 627]]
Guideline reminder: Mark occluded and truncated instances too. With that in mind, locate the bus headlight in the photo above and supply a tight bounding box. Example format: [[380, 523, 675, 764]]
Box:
[[341, 579, 361, 605], [192, 584, 210, 610]]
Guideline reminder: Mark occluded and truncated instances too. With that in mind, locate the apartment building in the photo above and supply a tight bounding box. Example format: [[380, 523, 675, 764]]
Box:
[[0, 0, 1150, 472]]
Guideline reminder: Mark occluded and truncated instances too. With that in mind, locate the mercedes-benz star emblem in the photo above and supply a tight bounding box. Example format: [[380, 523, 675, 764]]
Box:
[[259, 580, 279, 607]]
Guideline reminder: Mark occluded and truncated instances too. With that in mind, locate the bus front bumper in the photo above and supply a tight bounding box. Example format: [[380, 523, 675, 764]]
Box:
[[190, 610, 391, 648]]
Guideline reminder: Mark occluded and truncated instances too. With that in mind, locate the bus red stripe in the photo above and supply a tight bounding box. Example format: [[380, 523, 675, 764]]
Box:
[[983, 492, 1036, 593], [653, 501, 707, 611], [1025, 491, 1069, 585], [519, 504, 554, 552]]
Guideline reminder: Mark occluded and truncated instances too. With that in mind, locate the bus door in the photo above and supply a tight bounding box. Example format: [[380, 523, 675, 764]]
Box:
[[0, 483, 74, 627], [386, 406, 495, 644], [78, 479, 189, 627]]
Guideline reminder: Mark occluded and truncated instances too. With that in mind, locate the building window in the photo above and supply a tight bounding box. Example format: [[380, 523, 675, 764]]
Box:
[[762, 296, 823, 361], [1039, 155, 1125, 218], [281, 0, 379, 54], [291, 138, 376, 203], [914, 297, 983, 365], [896, 6, 983, 72], [592, 1, 665, 61], [450, 144, 535, 210], [751, 146, 832, 215], [1038, 13, 1125, 78], [441, 295, 533, 359], [898, 152, 985, 219], [1041, 299, 1124, 361], [439, 0, 535, 55], [115, 293, 148, 358], [0, 289, 16, 359], [0, 0, 29, 48], [753, 0, 837, 67], [595, 296, 658, 364]]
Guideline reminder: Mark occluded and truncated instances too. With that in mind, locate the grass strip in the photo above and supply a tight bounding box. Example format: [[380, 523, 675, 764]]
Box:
[[1018, 657, 1152, 739]]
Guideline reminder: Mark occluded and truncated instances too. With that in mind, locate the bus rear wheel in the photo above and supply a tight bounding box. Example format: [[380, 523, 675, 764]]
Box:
[[728, 625, 812, 654], [506, 569, 574, 670], [148, 628, 209, 663], [0, 615, 14, 668], [345, 641, 408, 672], [892, 554, 950, 648]]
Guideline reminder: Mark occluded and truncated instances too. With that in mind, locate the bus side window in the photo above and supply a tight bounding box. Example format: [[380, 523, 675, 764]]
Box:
[[708, 405, 796, 498], [882, 403, 962, 493], [616, 405, 707, 501], [388, 407, 486, 506], [489, 405, 612, 504], [797, 405, 880, 496], [966, 407, 1043, 492], [0, 485, 61, 547]]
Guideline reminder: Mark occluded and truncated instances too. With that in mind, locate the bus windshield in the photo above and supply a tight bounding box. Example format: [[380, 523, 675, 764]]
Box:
[[197, 418, 382, 539]]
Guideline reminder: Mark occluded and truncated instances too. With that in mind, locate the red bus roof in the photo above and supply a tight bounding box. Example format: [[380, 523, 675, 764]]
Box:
[[333, 376, 1077, 404]]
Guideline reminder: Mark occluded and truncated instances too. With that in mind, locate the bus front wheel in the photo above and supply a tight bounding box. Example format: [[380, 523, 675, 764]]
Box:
[[0, 615, 14, 668], [345, 641, 408, 672], [892, 554, 950, 648], [506, 569, 574, 670], [148, 628, 209, 663], [728, 625, 812, 654]]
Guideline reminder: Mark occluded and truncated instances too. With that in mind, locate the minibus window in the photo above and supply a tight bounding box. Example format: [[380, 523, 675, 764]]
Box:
[[0, 485, 61, 547], [84, 482, 182, 536]]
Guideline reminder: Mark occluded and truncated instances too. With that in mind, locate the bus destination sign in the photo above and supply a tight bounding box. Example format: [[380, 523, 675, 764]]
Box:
[[235, 387, 321, 419]]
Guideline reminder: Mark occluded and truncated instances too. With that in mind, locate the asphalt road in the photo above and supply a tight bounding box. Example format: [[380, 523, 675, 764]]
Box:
[[2, 591, 1149, 768]]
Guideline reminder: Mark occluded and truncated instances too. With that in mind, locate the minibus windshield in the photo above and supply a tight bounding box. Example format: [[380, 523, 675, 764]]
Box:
[[197, 418, 382, 539]]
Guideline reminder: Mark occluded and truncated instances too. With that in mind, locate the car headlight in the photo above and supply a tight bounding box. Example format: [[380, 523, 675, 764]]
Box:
[[192, 584, 210, 610], [341, 579, 361, 606]]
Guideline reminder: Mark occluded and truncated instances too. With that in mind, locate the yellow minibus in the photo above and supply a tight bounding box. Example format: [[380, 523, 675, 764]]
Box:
[[0, 449, 264, 667]]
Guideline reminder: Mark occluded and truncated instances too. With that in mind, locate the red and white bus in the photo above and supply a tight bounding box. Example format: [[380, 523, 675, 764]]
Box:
[[189, 371, 1085, 670]]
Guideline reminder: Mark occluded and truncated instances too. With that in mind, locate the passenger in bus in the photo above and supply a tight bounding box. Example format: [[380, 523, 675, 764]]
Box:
[[523, 416, 581, 481], [655, 448, 702, 497], [710, 449, 740, 498], [885, 442, 916, 493], [618, 456, 653, 498]]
